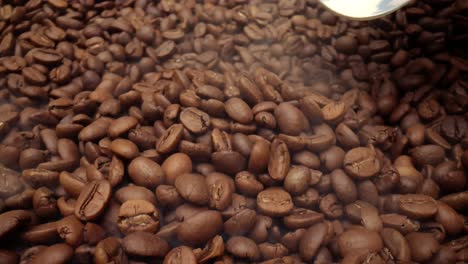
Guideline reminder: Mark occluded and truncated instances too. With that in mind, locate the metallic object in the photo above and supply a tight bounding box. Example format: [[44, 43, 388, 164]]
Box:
[[319, 0, 410, 20]]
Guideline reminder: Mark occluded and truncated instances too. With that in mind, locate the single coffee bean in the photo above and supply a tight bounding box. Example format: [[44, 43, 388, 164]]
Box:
[[157, 123, 184, 154], [226, 236, 260, 261], [74, 180, 111, 221], [406, 232, 440, 262], [338, 228, 383, 257], [118, 199, 160, 234], [284, 166, 311, 195], [161, 153, 193, 185], [330, 169, 357, 204], [343, 147, 381, 179], [268, 139, 290, 181], [128, 156, 165, 189], [299, 222, 330, 261], [163, 246, 197, 264], [175, 173, 209, 205], [122, 231, 170, 257], [283, 208, 324, 229], [257, 187, 293, 217], [115, 185, 157, 205], [399, 194, 438, 219], [274, 102, 309, 136], [224, 208, 256, 236], [180, 107, 210, 134], [177, 210, 223, 246], [225, 97, 253, 124], [56, 215, 83, 246], [380, 228, 411, 262], [94, 237, 128, 264], [30, 243, 73, 264]]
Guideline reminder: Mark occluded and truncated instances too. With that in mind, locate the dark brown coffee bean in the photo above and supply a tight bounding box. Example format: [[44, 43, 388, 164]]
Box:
[[338, 228, 383, 257], [406, 232, 440, 262], [122, 231, 169, 257], [128, 156, 165, 189], [409, 144, 445, 166], [298, 222, 331, 261], [435, 201, 464, 236], [211, 150, 246, 175], [164, 246, 197, 264], [283, 208, 324, 229], [115, 185, 157, 205], [206, 172, 235, 210], [21, 221, 59, 244], [180, 107, 210, 134], [56, 215, 83, 246], [226, 236, 260, 261], [399, 194, 438, 219], [284, 166, 310, 195], [334, 35, 358, 54], [33, 187, 58, 218], [174, 173, 209, 205], [248, 139, 270, 173], [177, 210, 223, 246], [380, 214, 420, 234], [157, 124, 184, 154], [268, 139, 290, 181], [225, 97, 253, 124], [30, 244, 73, 264], [95, 237, 128, 264], [330, 169, 357, 204], [343, 147, 381, 179], [257, 187, 293, 217], [161, 153, 192, 185], [224, 208, 256, 236], [118, 199, 160, 234], [381, 228, 411, 262], [74, 180, 111, 221], [274, 102, 309, 136], [110, 139, 139, 159]]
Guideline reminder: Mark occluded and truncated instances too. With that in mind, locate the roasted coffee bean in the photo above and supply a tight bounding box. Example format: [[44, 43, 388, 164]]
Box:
[[343, 147, 381, 179], [399, 194, 438, 219], [161, 153, 193, 185], [180, 107, 210, 134], [338, 228, 383, 257], [164, 246, 197, 264], [299, 222, 331, 261], [257, 187, 293, 217], [30, 243, 73, 264], [175, 173, 209, 205], [225, 97, 253, 124], [94, 237, 128, 264], [268, 139, 290, 181], [274, 102, 309, 136], [74, 180, 111, 221], [177, 210, 223, 246], [128, 157, 165, 189], [122, 231, 170, 258], [406, 232, 440, 262], [226, 236, 260, 261], [118, 199, 160, 234]]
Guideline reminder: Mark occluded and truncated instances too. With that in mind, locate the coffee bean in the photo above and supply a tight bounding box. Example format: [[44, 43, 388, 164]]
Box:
[[268, 139, 290, 181], [118, 199, 160, 234], [257, 187, 293, 217], [30, 244, 73, 264], [226, 236, 260, 261], [225, 97, 253, 124], [128, 156, 165, 189], [122, 231, 169, 257], [399, 194, 438, 219], [299, 222, 331, 261], [74, 180, 111, 221], [274, 102, 309, 136], [180, 107, 210, 134], [177, 210, 223, 246], [406, 232, 440, 262], [343, 147, 381, 179], [338, 228, 383, 257], [174, 173, 209, 205], [381, 228, 411, 262], [95, 237, 128, 264], [164, 246, 197, 264], [161, 153, 192, 185]]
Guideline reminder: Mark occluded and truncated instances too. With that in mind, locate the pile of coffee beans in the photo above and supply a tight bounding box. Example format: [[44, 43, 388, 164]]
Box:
[[0, 0, 467, 263]]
